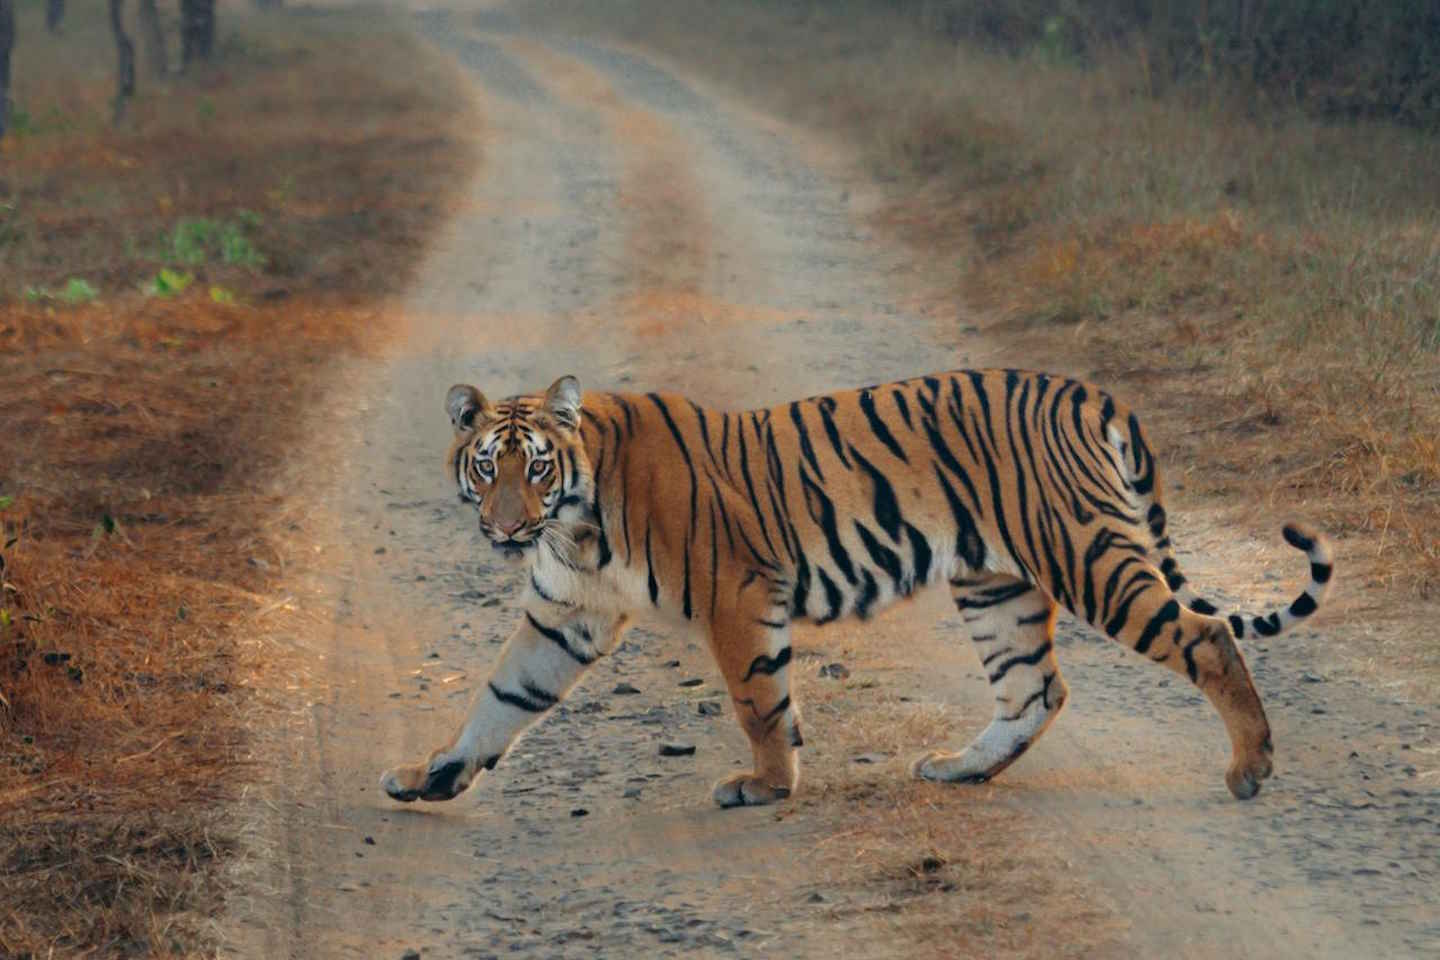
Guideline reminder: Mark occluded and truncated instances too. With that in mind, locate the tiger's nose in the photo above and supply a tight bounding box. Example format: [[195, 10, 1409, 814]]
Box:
[[497, 519, 525, 537]]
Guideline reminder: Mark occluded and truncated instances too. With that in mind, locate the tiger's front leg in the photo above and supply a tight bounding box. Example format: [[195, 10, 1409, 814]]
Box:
[[709, 601, 802, 808], [380, 607, 622, 803]]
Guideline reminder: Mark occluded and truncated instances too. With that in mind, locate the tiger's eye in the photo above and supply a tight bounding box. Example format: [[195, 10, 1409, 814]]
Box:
[[476, 458, 496, 479], [528, 460, 550, 482]]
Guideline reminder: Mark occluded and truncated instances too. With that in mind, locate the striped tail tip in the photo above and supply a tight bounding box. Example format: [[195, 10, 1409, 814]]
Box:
[[1228, 522, 1334, 640]]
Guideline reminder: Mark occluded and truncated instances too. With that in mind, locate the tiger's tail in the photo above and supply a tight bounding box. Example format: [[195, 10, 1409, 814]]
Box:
[[1155, 519, 1334, 641]]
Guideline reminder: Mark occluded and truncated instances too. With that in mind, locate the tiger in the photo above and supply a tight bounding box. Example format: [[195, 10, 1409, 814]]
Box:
[[380, 370, 1334, 808]]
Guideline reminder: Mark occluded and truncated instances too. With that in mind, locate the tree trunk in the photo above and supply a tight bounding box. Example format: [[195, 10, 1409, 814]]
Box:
[[0, 0, 14, 141], [138, 0, 166, 77], [110, 0, 135, 124], [180, 0, 215, 67], [46, 0, 63, 34]]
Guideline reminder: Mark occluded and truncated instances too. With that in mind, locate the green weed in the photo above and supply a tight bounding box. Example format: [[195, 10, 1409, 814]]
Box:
[[170, 217, 267, 269]]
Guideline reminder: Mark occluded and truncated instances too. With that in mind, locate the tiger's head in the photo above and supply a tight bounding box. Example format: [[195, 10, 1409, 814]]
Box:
[[445, 375, 590, 560]]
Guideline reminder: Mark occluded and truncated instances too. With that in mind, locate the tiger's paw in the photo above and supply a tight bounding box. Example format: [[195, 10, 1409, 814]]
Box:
[[911, 749, 990, 784], [380, 752, 476, 803], [1225, 740, 1274, 800], [712, 772, 792, 808], [911, 738, 1032, 784]]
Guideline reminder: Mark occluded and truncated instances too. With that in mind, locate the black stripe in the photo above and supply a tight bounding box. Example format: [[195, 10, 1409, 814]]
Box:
[[855, 522, 904, 592], [933, 465, 986, 571], [1282, 525, 1315, 552], [709, 501, 720, 621], [904, 524, 933, 587], [690, 400, 723, 475], [757, 618, 788, 630], [645, 524, 659, 607], [1252, 612, 1282, 636], [525, 611, 595, 665], [1181, 634, 1205, 682], [649, 394, 698, 618], [1102, 568, 1159, 638], [1133, 599, 1180, 655], [1016, 608, 1051, 626], [1311, 562, 1332, 584], [790, 402, 825, 484], [854, 568, 880, 619], [737, 416, 781, 561], [1003, 675, 1053, 721], [790, 539, 812, 619], [815, 397, 851, 469], [989, 641, 1053, 684], [892, 389, 913, 429], [743, 646, 792, 681], [980, 645, 1010, 666], [1189, 598, 1218, 615], [813, 566, 843, 624], [1229, 614, 1245, 638], [489, 681, 554, 713], [849, 447, 903, 541], [799, 468, 857, 584], [762, 694, 791, 725], [859, 389, 908, 462], [954, 581, 1031, 609], [1290, 590, 1319, 618]]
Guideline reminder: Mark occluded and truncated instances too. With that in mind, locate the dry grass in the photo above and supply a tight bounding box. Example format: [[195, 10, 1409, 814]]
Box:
[[0, 7, 476, 956], [522, 0, 1440, 609]]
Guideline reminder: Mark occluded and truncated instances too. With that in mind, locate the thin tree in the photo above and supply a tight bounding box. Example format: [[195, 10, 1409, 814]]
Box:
[[180, 0, 214, 67], [138, 0, 166, 76], [46, 0, 62, 34], [0, 0, 13, 141], [110, 0, 134, 123]]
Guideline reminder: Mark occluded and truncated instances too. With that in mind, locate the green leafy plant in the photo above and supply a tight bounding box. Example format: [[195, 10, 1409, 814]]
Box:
[[60, 279, 98, 304], [209, 286, 236, 305], [170, 217, 266, 269], [145, 268, 194, 297], [24, 280, 99, 305]]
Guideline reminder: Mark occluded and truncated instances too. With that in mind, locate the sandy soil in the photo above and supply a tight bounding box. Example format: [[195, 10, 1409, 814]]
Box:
[[224, 7, 1439, 958]]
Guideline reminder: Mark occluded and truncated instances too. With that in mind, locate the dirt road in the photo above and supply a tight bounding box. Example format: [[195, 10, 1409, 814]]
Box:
[[225, 8, 1438, 958]]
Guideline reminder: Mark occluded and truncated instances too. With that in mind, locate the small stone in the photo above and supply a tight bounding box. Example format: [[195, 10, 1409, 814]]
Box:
[[1311, 705, 1327, 714], [374, 546, 386, 555], [663, 659, 681, 668], [697, 700, 722, 717], [481, 598, 502, 607], [850, 752, 887, 765], [571, 807, 589, 817], [613, 682, 642, 696], [364, 836, 376, 845], [805, 891, 827, 904], [401, 951, 421, 960], [1300, 671, 1325, 683], [819, 663, 850, 679], [659, 742, 696, 757], [623, 786, 643, 799], [678, 678, 704, 688]]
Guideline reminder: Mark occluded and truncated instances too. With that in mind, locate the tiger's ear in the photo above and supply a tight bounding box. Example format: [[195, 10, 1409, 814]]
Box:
[[446, 384, 489, 434], [543, 375, 582, 430]]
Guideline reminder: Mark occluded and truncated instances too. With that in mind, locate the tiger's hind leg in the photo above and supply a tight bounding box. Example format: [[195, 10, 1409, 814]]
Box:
[[913, 577, 1069, 784], [1084, 554, 1273, 799]]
